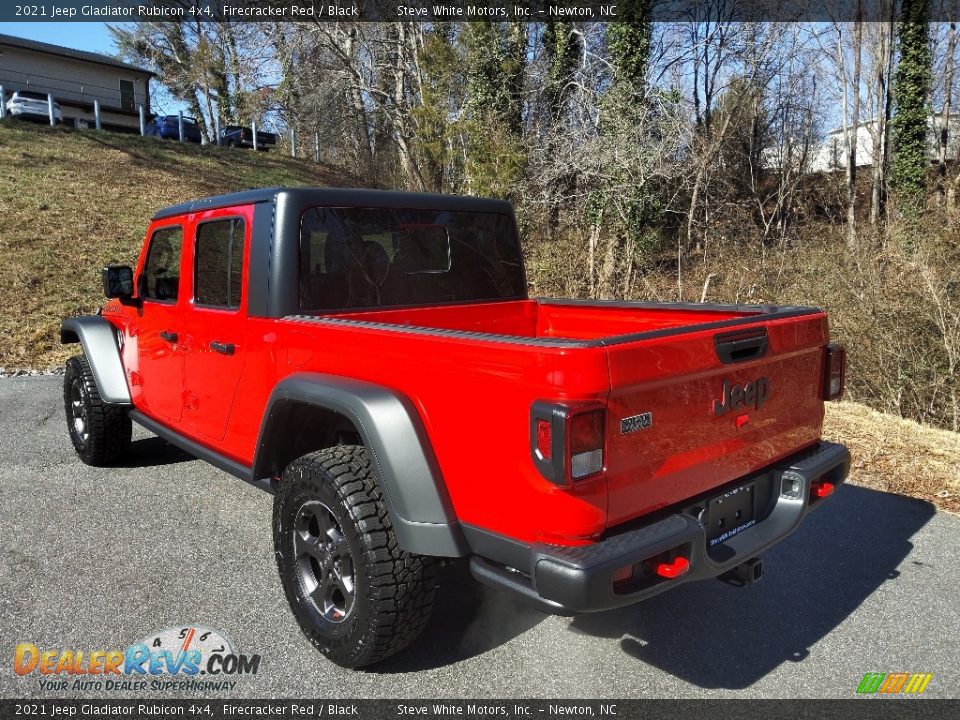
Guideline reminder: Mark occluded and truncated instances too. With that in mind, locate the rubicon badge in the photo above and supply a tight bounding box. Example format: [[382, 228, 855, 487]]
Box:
[[621, 412, 653, 434]]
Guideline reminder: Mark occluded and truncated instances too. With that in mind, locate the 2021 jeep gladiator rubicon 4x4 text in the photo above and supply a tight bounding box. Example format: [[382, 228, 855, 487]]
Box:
[[62, 187, 850, 668]]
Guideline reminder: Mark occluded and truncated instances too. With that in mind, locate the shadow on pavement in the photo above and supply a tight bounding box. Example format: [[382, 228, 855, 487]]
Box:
[[568, 484, 935, 689], [118, 436, 195, 468], [371, 562, 547, 673]]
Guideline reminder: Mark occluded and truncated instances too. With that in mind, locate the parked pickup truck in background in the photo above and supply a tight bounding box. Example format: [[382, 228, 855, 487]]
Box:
[[219, 125, 277, 150], [62, 187, 850, 668]]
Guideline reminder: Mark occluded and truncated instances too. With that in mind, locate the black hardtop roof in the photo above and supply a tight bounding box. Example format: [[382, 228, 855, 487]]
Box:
[[152, 187, 514, 220]]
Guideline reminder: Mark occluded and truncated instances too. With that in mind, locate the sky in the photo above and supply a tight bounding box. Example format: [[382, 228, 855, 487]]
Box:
[[0, 21, 185, 114], [1, 21, 115, 55]]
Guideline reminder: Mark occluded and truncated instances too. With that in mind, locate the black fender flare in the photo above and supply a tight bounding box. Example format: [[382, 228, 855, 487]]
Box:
[[60, 316, 131, 405], [252, 373, 469, 557]]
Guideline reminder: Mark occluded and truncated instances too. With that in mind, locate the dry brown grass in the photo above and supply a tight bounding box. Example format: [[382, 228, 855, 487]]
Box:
[[0, 121, 360, 369], [825, 401, 960, 513]]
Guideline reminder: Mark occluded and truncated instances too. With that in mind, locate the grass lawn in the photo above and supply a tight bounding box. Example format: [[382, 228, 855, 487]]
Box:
[[0, 120, 358, 369]]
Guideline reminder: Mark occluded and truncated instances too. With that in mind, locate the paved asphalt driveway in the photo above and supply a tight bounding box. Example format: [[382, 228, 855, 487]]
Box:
[[1, 375, 958, 699]]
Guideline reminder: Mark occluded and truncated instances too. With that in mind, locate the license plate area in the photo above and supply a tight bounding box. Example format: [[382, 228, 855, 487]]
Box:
[[704, 482, 756, 547]]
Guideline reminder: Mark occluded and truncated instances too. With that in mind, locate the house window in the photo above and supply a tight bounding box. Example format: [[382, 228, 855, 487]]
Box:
[[119, 79, 135, 112]]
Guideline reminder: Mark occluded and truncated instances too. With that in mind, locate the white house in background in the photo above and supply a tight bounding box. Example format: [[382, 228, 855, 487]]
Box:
[[809, 114, 960, 173], [0, 33, 153, 132]]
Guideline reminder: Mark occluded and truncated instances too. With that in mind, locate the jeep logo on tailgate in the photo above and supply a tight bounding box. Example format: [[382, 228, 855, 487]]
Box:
[[713, 377, 770, 416]]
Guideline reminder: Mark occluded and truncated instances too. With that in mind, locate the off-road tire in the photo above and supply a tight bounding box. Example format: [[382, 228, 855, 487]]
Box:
[[63, 354, 132, 466], [274, 445, 437, 668]]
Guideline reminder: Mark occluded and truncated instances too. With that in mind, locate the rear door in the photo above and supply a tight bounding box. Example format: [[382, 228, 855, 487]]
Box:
[[602, 314, 829, 527], [181, 208, 251, 443], [133, 224, 185, 423]]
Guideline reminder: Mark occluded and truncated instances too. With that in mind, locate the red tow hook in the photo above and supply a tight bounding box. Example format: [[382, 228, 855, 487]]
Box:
[[812, 481, 835, 499], [654, 556, 690, 579]]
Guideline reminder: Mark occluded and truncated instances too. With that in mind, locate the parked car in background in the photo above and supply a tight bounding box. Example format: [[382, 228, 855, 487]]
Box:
[[146, 115, 202, 143], [4, 90, 62, 124], [219, 125, 277, 150]]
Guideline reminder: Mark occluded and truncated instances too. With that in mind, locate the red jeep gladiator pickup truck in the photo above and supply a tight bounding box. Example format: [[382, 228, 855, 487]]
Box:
[[62, 187, 849, 668]]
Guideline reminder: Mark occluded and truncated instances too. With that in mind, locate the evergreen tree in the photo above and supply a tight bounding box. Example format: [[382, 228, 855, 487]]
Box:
[[411, 26, 460, 192], [592, 0, 660, 297], [891, 0, 933, 213], [460, 22, 526, 199], [542, 21, 580, 120], [606, 1, 653, 99]]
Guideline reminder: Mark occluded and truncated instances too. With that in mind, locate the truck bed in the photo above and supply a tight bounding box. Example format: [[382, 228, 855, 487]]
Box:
[[296, 298, 816, 346], [279, 298, 827, 540]]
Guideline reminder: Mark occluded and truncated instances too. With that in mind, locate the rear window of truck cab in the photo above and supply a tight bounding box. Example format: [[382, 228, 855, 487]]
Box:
[[298, 207, 525, 312]]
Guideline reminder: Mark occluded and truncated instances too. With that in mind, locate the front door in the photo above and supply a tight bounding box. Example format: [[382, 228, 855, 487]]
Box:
[[181, 210, 250, 443], [135, 224, 185, 423]]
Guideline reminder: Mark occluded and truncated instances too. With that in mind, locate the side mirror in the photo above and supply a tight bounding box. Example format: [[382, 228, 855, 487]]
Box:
[[102, 265, 134, 299]]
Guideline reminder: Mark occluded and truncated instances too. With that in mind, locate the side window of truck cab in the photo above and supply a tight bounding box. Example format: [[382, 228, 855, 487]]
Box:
[[194, 217, 245, 309], [141, 226, 183, 302]]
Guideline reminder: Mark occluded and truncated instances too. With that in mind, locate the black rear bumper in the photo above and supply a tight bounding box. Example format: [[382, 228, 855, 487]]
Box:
[[470, 441, 850, 615]]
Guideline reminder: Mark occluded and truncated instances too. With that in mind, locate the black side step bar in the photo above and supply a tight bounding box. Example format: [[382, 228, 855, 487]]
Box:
[[129, 410, 275, 494]]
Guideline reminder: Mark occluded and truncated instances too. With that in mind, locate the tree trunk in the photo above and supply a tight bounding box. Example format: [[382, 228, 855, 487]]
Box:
[[227, 26, 242, 123], [343, 29, 374, 175], [599, 234, 620, 300], [194, 21, 217, 142], [939, 15, 957, 206], [588, 222, 600, 298], [949, 171, 960, 210], [392, 23, 424, 190], [871, 14, 894, 224], [845, 18, 863, 249]]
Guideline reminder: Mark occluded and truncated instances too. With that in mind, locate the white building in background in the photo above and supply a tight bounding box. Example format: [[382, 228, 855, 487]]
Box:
[[0, 33, 153, 132], [809, 114, 960, 173]]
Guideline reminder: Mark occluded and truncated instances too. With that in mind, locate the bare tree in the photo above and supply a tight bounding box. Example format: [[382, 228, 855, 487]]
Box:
[[937, 9, 958, 206], [835, 12, 864, 248], [111, 19, 273, 140], [866, 11, 895, 224]]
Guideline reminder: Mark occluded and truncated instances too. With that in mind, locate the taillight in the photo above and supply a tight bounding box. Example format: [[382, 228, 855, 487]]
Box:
[[535, 419, 552, 461], [824, 343, 845, 401], [569, 410, 604, 479], [530, 402, 606, 485]]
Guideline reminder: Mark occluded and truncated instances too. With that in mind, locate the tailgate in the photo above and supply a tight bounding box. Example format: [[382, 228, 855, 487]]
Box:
[[603, 311, 828, 527]]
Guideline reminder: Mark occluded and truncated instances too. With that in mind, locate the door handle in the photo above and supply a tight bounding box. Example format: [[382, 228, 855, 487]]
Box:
[[159, 330, 178, 343], [210, 341, 235, 356]]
